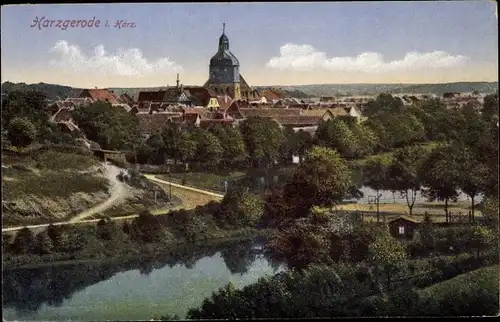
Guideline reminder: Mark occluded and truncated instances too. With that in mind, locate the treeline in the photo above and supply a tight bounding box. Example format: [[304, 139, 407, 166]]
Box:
[[1, 90, 87, 149]]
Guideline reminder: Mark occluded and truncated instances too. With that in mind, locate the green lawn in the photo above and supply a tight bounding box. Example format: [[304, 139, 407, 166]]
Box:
[[162, 171, 247, 192]]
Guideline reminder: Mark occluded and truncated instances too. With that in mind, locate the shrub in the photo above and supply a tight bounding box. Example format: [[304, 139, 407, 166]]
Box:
[[7, 117, 37, 147]]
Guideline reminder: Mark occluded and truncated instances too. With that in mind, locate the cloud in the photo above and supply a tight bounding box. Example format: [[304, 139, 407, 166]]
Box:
[[49, 40, 183, 77], [266, 44, 468, 73]]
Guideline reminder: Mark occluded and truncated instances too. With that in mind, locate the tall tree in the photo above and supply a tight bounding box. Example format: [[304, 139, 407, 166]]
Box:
[[210, 125, 247, 166], [420, 144, 460, 222], [363, 158, 389, 223], [314, 118, 359, 159], [72, 101, 141, 150], [369, 231, 407, 289], [161, 122, 182, 164], [1, 90, 50, 134], [283, 146, 352, 217], [239, 117, 284, 167], [388, 145, 428, 216], [192, 129, 223, 169], [456, 148, 490, 222], [177, 131, 198, 171]]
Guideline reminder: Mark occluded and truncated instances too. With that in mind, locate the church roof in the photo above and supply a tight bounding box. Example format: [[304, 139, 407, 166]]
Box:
[[210, 24, 239, 66], [210, 50, 239, 66]]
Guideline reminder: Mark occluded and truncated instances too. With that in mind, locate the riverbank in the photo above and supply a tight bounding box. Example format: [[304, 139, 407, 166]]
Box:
[[2, 227, 277, 271]]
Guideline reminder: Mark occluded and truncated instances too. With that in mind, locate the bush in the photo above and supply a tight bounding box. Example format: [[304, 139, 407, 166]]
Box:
[[7, 117, 37, 147]]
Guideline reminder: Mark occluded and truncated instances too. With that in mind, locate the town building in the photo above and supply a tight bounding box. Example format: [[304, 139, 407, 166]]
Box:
[[204, 23, 261, 101]]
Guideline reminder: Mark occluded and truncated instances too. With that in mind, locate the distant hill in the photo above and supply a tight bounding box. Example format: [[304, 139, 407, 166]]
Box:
[[1, 82, 82, 101], [275, 82, 498, 97], [2, 81, 497, 101]]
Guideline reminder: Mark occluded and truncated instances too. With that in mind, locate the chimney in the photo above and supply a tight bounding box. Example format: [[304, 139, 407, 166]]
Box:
[[176, 74, 180, 88]]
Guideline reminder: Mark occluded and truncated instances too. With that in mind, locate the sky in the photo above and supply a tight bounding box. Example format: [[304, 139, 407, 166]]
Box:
[[1, 2, 498, 88]]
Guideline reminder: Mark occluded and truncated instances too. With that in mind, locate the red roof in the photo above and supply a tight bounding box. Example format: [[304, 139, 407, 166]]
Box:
[[199, 119, 234, 129], [80, 89, 118, 104], [135, 112, 183, 134], [52, 107, 73, 122], [217, 95, 234, 111], [240, 108, 302, 118], [272, 115, 322, 126]]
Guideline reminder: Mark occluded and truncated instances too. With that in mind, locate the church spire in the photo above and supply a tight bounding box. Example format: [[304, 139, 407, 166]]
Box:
[[218, 23, 229, 51]]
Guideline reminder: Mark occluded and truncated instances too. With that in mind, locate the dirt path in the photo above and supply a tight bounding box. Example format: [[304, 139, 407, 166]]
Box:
[[68, 163, 130, 223], [2, 174, 224, 233]]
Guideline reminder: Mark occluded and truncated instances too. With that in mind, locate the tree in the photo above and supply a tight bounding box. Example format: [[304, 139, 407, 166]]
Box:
[[34, 230, 54, 255], [456, 148, 490, 222], [1, 90, 50, 134], [239, 117, 284, 167], [467, 226, 494, 257], [283, 146, 352, 217], [145, 131, 166, 164], [388, 145, 427, 216], [351, 123, 379, 157], [72, 101, 141, 150], [218, 187, 264, 228], [6, 117, 37, 147], [10, 227, 35, 254], [418, 212, 435, 252], [268, 218, 332, 269], [193, 129, 223, 169], [363, 158, 389, 223], [176, 131, 197, 171], [210, 125, 247, 166], [314, 119, 359, 159], [362, 93, 404, 117], [161, 122, 182, 164], [369, 232, 407, 289], [420, 145, 460, 222]]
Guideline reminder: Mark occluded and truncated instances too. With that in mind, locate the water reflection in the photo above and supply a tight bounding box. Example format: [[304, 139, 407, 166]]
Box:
[[2, 237, 284, 320]]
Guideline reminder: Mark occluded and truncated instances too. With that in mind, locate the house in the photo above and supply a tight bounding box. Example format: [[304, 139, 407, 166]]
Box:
[[79, 88, 119, 104], [135, 111, 183, 136], [388, 216, 421, 239], [119, 93, 136, 106], [184, 86, 219, 109], [262, 89, 285, 102], [345, 105, 363, 118], [301, 109, 335, 121]]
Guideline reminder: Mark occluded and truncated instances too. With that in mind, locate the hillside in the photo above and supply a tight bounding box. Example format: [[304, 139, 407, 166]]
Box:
[[1, 148, 171, 226]]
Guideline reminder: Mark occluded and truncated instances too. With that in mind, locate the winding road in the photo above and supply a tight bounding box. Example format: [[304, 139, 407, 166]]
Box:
[[2, 174, 224, 233]]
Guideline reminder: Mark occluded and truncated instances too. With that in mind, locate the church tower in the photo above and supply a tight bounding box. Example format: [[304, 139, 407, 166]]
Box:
[[205, 23, 241, 100]]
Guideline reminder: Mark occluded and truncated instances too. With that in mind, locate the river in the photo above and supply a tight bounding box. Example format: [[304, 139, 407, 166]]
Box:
[[2, 238, 286, 321]]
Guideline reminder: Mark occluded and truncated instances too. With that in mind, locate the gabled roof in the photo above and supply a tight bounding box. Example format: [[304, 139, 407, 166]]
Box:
[[217, 95, 234, 111], [119, 93, 135, 105], [239, 108, 302, 118], [272, 115, 323, 126], [199, 119, 234, 129], [50, 107, 73, 123], [301, 109, 333, 118], [80, 89, 118, 104], [135, 112, 183, 134], [388, 215, 422, 223]]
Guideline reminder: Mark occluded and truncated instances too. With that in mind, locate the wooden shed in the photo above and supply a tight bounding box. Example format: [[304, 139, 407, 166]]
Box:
[[388, 215, 421, 239]]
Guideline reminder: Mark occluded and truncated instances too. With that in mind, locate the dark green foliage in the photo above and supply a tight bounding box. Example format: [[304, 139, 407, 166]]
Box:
[[10, 227, 35, 254], [239, 116, 284, 167], [216, 187, 264, 228], [7, 117, 37, 147], [282, 146, 352, 217], [72, 101, 141, 150], [1, 90, 51, 133], [34, 230, 54, 255], [129, 211, 164, 243]]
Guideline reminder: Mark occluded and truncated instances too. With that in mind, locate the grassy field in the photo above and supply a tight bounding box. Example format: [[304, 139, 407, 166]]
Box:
[[2, 151, 108, 200], [165, 171, 248, 192], [336, 200, 481, 219]]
